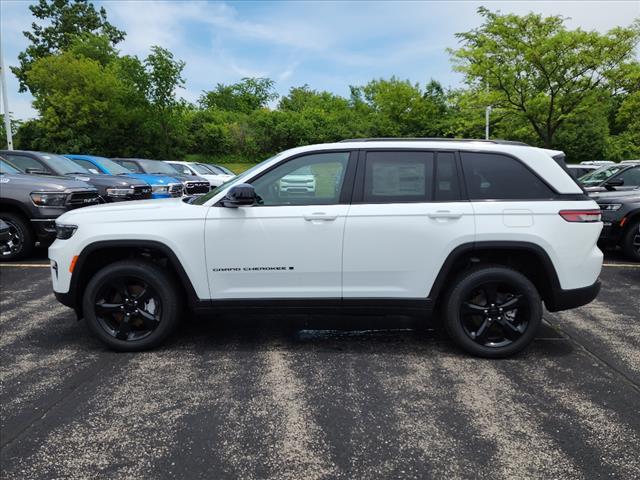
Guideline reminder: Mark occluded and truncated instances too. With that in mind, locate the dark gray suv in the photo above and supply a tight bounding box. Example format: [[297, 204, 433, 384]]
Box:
[[0, 157, 100, 260]]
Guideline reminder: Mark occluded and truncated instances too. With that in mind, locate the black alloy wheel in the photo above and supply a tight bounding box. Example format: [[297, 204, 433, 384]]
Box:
[[83, 260, 181, 351], [622, 219, 640, 262], [460, 282, 528, 348], [95, 277, 162, 341], [0, 214, 33, 260], [443, 266, 542, 358]]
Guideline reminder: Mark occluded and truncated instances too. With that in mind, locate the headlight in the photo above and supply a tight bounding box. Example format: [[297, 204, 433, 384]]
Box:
[[30, 192, 68, 207], [152, 185, 169, 193], [55, 224, 77, 240], [599, 203, 622, 211], [106, 187, 135, 197]]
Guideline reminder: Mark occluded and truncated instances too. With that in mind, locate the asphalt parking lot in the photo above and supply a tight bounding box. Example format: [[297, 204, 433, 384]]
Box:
[[1, 252, 639, 479]]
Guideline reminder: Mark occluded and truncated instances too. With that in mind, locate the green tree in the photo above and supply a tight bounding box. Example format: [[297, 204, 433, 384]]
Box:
[[450, 8, 640, 148], [23, 41, 147, 155], [200, 78, 278, 113], [12, 0, 125, 92], [142, 47, 187, 158]]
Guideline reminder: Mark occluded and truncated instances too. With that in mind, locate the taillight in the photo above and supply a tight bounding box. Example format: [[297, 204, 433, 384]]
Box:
[[559, 209, 601, 222]]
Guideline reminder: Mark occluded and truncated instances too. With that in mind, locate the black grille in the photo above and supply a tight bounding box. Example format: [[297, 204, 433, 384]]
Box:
[[184, 182, 210, 194], [67, 191, 100, 208], [132, 185, 152, 199]]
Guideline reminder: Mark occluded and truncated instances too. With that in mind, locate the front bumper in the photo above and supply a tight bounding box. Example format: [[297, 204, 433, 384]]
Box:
[[545, 280, 601, 312]]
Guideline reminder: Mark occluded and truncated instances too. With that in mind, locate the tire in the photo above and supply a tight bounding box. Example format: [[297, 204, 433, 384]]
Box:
[[82, 260, 182, 351], [0, 212, 34, 261], [621, 219, 640, 262], [443, 266, 542, 358]]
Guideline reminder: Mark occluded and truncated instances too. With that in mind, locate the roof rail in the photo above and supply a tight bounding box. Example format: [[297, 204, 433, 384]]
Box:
[[338, 137, 530, 146]]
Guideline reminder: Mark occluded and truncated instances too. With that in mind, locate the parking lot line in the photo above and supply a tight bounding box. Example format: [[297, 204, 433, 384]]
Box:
[[602, 263, 640, 268], [0, 264, 50, 268]]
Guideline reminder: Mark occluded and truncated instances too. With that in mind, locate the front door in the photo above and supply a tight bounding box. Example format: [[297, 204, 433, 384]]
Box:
[[205, 151, 355, 299]]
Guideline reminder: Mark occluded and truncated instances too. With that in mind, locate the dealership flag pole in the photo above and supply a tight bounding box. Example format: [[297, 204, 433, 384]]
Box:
[[0, 33, 14, 150]]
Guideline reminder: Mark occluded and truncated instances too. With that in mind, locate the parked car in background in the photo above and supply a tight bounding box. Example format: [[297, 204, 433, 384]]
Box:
[[164, 160, 234, 187], [580, 160, 615, 166], [113, 158, 210, 196], [590, 189, 640, 262], [0, 157, 99, 260], [278, 164, 317, 195], [1, 150, 152, 203], [567, 164, 599, 179], [65, 154, 182, 199], [579, 163, 640, 192]]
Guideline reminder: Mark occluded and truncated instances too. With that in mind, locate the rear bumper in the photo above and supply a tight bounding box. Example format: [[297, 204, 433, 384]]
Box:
[[545, 280, 601, 312]]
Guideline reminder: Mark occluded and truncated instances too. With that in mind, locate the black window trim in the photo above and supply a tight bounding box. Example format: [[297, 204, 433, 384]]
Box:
[[216, 149, 358, 207]]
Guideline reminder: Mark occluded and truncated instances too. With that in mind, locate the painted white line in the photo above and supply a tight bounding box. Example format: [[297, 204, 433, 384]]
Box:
[[602, 263, 640, 268], [0, 264, 50, 268]]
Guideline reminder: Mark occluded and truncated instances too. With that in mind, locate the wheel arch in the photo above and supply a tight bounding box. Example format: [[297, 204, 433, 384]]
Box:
[[428, 241, 562, 309], [69, 240, 200, 318], [0, 199, 32, 220]]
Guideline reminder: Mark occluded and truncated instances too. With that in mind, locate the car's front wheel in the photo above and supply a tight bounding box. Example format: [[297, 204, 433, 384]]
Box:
[[443, 266, 542, 358], [0, 213, 34, 261], [621, 219, 640, 262], [82, 260, 182, 351]]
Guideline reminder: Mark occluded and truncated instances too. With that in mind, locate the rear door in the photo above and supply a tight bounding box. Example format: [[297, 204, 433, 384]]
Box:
[[342, 150, 475, 298]]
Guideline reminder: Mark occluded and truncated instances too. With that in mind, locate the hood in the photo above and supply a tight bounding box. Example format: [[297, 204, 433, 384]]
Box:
[[590, 188, 640, 203], [125, 173, 180, 186], [169, 173, 209, 183], [64, 173, 148, 188], [56, 197, 200, 224], [0, 172, 96, 191]]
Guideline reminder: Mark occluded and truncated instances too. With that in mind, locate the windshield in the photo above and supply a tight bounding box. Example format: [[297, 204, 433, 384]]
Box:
[[214, 164, 235, 175], [191, 163, 214, 175], [192, 155, 278, 205], [138, 159, 181, 175], [0, 159, 20, 174], [579, 165, 625, 185], [41, 153, 90, 175], [93, 156, 134, 175]]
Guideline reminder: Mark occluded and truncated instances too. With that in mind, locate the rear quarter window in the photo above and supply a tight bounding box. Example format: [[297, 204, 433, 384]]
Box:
[[461, 152, 555, 200]]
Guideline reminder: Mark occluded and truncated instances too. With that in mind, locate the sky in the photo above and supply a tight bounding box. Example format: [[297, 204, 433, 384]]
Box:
[[1, 0, 639, 120]]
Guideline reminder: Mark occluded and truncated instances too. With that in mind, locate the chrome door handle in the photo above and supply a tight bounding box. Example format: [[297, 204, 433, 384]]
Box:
[[428, 211, 463, 220], [303, 213, 338, 221]]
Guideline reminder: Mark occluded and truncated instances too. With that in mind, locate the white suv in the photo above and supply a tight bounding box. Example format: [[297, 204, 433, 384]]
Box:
[[49, 139, 603, 357]]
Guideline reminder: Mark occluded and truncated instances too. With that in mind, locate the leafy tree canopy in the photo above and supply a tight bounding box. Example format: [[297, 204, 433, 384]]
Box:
[[12, 0, 125, 92], [449, 7, 640, 147]]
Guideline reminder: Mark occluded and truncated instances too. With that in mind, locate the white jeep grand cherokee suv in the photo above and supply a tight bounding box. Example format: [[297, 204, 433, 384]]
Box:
[[49, 139, 603, 357]]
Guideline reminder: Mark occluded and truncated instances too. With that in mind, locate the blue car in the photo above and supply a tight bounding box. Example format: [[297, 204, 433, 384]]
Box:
[[65, 154, 183, 198]]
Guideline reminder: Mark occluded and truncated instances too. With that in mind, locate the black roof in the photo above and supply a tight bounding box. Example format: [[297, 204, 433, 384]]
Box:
[[338, 137, 530, 146]]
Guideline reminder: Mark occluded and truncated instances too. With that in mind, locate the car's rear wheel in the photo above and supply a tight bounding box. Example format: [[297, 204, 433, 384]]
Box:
[[443, 266, 542, 358], [621, 219, 640, 262], [82, 260, 181, 351], [0, 213, 34, 261]]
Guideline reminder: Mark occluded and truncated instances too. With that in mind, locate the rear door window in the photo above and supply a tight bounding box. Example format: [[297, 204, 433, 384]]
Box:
[[461, 152, 554, 200], [434, 152, 461, 201], [364, 151, 434, 203]]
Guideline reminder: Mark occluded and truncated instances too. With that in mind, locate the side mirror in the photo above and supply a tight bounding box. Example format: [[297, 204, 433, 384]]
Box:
[[221, 183, 257, 207], [604, 178, 624, 190]]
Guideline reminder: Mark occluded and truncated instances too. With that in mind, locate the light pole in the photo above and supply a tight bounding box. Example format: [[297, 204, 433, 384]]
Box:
[[485, 105, 492, 140], [0, 32, 14, 150]]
